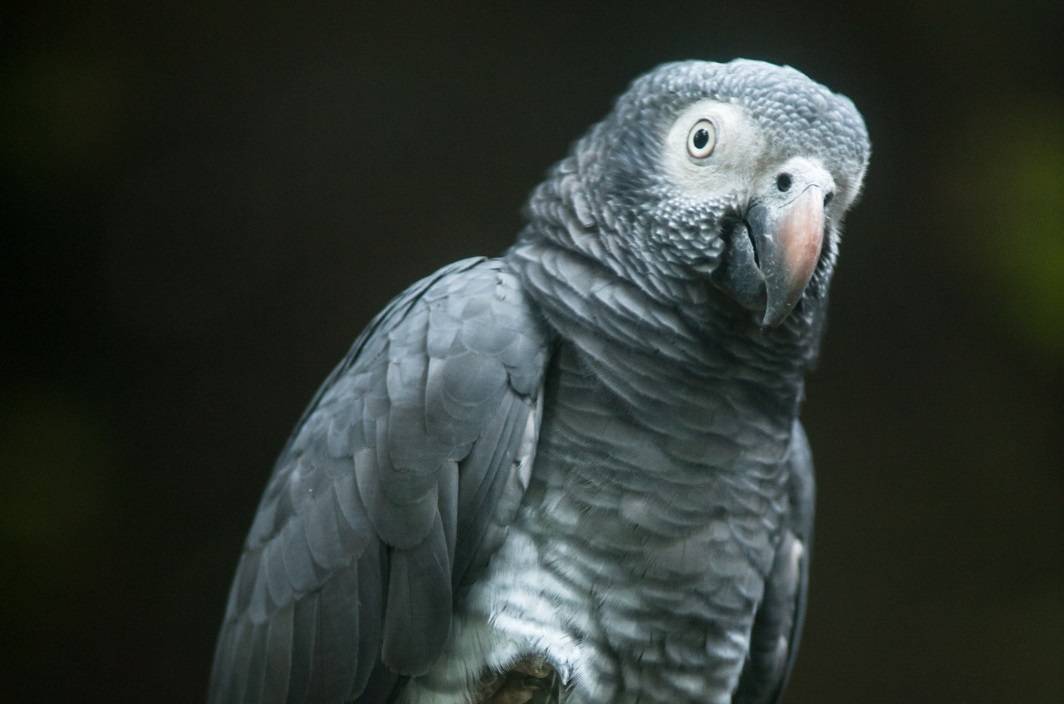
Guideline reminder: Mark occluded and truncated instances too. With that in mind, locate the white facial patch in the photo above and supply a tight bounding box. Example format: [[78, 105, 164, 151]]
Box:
[[662, 100, 767, 202]]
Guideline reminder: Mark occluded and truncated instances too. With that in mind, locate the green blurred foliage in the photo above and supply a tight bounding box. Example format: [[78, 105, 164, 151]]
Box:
[[948, 102, 1064, 360], [1, 389, 114, 553], [0, 386, 119, 648]]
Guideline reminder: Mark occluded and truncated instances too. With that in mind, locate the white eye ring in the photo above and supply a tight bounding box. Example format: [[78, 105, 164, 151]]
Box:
[[686, 119, 717, 159]]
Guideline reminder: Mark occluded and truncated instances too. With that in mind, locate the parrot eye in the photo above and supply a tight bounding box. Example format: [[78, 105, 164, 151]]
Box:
[[686, 119, 717, 159]]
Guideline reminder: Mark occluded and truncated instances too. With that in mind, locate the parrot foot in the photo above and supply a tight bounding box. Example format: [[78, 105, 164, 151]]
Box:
[[476, 656, 560, 704]]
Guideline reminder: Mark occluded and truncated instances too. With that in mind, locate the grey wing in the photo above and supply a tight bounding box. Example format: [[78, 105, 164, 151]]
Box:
[[734, 420, 815, 704], [208, 257, 553, 704]]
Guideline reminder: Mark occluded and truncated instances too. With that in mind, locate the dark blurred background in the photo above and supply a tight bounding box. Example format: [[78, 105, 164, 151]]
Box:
[[3, 2, 1062, 702]]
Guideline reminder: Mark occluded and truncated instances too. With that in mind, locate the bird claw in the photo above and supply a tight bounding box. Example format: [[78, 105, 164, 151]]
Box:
[[478, 656, 560, 704], [512, 656, 552, 679]]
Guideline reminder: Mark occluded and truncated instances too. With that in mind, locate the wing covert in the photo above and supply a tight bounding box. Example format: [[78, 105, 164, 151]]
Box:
[[209, 258, 553, 704]]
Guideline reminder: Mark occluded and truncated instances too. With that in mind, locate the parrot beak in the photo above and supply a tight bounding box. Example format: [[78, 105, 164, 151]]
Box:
[[712, 185, 826, 328], [749, 186, 826, 327]]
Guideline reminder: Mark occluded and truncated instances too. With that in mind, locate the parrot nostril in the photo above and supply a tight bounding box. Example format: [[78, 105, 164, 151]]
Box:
[[776, 173, 792, 192], [824, 191, 834, 206]]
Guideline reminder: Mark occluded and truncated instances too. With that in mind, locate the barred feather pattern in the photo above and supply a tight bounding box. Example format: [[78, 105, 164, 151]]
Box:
[[398, 240, 815, 704]]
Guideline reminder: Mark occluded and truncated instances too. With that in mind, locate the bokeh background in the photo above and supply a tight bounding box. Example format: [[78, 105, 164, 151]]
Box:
[[3, 2, 1062, 702]]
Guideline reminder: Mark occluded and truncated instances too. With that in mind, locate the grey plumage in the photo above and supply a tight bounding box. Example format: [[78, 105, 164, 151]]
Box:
[[210, 59, 869, 704], [210, 259, 553, 703]]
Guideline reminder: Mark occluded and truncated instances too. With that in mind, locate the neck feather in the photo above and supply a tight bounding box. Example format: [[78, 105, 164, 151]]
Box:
[[505, 234, 820, 427]]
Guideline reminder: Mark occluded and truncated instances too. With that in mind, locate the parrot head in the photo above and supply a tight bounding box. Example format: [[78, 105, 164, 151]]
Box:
[[528, 59, 870, 331]]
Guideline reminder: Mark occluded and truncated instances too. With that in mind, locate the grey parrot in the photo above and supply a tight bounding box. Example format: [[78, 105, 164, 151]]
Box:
[[208, 59, 869, 704]]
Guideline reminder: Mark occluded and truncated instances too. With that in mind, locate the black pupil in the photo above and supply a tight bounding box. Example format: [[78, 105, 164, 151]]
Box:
[[692, 128, 710, 150]]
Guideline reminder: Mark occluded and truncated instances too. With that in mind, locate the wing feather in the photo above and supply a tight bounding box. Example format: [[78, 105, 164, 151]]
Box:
[[307, 562, 360, 702], [734, 420, 816, 704], [352, 545, 385, 696], [261, 601, 294, 704], [209, 258, 553, 703], [242, 622, 269, 704], [381, 513, 452, 674], [286, 590, 319, 703]]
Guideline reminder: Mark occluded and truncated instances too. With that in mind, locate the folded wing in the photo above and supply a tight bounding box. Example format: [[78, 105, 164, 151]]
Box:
[[208, 258, 553, 704]]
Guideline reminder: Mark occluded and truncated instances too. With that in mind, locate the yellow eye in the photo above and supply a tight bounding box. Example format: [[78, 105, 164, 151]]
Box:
[[686, 119, 716, 159]]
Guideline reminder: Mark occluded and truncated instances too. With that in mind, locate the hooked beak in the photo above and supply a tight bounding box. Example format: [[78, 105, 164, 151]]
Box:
[[749, 186, 826, 326], [712, 185, 826, 327]]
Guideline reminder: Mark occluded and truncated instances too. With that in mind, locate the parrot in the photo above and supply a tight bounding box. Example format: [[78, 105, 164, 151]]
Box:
[[208, 58, 870, 704]]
